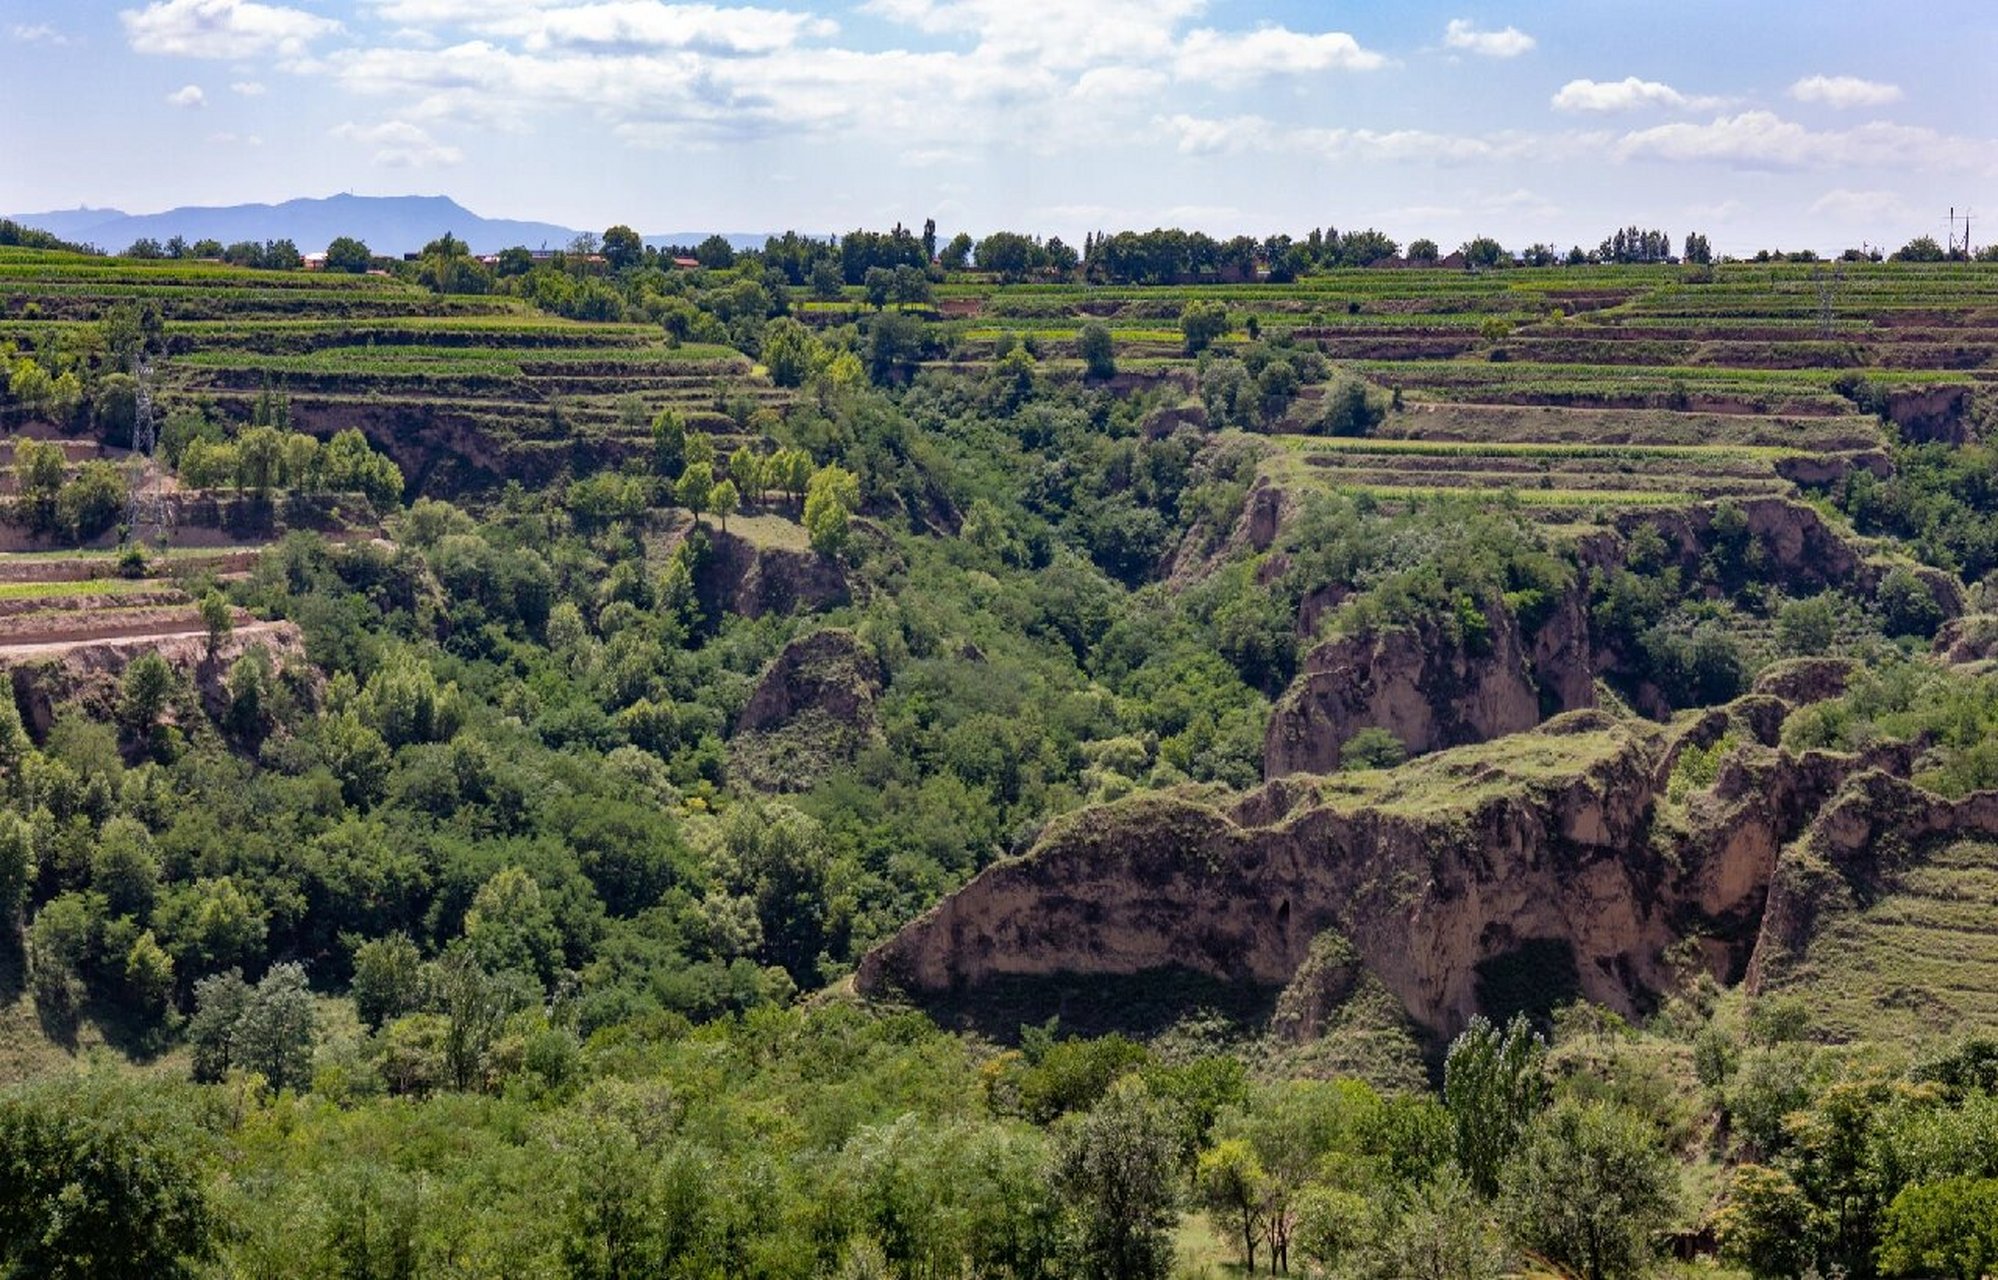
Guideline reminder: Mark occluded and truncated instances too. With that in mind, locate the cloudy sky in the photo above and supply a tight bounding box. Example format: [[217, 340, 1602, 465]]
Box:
[[3, 0, 1994, 252]]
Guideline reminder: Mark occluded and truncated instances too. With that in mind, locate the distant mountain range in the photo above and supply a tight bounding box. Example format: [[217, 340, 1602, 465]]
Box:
[[6, 195, 775, 257]]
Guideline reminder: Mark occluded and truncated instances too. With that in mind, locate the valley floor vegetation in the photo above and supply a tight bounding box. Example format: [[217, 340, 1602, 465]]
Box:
[[1, 221, 1997, 1277]]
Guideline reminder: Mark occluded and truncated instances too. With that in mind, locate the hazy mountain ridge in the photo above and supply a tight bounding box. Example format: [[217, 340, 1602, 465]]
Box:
[[6, 194, 772, 257]]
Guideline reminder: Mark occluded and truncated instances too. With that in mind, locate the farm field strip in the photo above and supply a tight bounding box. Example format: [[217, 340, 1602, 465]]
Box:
[[1273, 435, 1810, 462]]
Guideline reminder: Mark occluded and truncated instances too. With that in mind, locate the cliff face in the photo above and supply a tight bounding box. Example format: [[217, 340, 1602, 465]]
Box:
[[1263, 497, 1937, 780], [694, 529, 849, 621], [1263, 601, 1560, 777], [730, 629, 884, 793], [858, 675, 1939, 1041]]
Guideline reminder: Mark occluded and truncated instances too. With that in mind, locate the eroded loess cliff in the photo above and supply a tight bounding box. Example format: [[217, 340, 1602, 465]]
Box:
[[1264, 496, 1953, 778], [730, 628, 885, 792], [858, 674, 1937, 1047]]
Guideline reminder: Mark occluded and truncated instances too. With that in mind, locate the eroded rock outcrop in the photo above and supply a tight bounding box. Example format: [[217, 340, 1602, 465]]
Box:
[[1264, 498, 1950, 777], [1264, 600, 1570, 777], [730, 629, 883, 792], [860, 669, 1930, 1043], [5, 622, 308, 738], [696, 529, 850, 620]]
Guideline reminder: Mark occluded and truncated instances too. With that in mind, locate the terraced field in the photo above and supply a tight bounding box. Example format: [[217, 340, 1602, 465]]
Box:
[[1773, 837, 1998, 1041], [901, 261, 1994, 518], [0, 250, 774, 483], [0, 551, 275, 661], [5, 248, 1994, 515]]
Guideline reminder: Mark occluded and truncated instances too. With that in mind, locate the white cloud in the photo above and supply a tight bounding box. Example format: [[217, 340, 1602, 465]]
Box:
[[862, 0, 1204, 71], [1173, 27, 1385, 87], [165, 83, 208, 107], [1614, 111, 1965, 171], [331, 119, 465, 166], [1443, 18, 1534, 59], [122, 0, 341, 59], [1070, 66, 1168, 102], [1809, 188, 1917, 222], [470, 3, 838, 54], [208, 130, 265, 145], [11, 23, 72, 45], [1552, 77, 1721, 113], [230, 79, 267, 94], [1159, 113, 1533, 165], [1790, 75, 1903, 109]]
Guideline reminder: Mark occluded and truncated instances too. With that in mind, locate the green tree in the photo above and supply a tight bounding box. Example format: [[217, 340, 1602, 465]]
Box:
[[236, 425, 285, 498], [0, 1080, 219, 1279], [762, 315, 820, 388], [694, 234, 736, 269], [1341, 727, 1408, 771], [728, 445, 762, 499], [865, 310, 925, 382], [0, 811, 31, 935], [805, 464, 860, 556], [92, 817, 160, 921], [187, 970, 250, 1082], [122, 929, 176, 1034], [199, 590, 233, 660], [1180, 300, 1229, 354], [156, 876, 268, 980], [92, 373, 140, 445], [650, 408, 687, 479], [350, 933, 427, 1031], [600, 224, 644, 272], [1050, 1079, 1180, 1280], [435, 945, 533, 1091], [56, 461, 128, 542], [773, 447, 814, 507], [1499, 1100, 1678, 1280], [1315, 374, 1386, 437], [1893, 235, 1946, 262], [1345, 1171, 1509, 1280], [231, 962, 316, 1092], [1196, 1138, 1270, 1272], [13, 435, 67, 531], [26, 896, 91, 1024], [324, 236, 372, 273], [675, 461, 715, 517], [1878, 567, 1945, 638], [940, 231, 975, 271], [1878, 1177, 1998, 1280], [1079, 321, 1117, 379], [709, 478, 740, 533], [119, 651, 175, 741], [1444, 1013, 1549, 1196], [463, 866, 563, 982], [809, 257, 845, 300], [1292, 1185, 1372, 1274], [1715, 1163, 1817, 1279]]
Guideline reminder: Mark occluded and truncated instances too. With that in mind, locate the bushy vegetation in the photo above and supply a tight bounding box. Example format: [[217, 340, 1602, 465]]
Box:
[[0, 237, 1995, 1274]]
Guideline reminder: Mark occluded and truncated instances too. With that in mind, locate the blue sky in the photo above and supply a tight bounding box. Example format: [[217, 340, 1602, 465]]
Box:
[[3, 0, 1994, 252]]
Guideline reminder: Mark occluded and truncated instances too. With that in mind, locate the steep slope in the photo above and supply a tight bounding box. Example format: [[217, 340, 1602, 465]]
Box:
[[858, 666, 1938, 1046], [1750, 771, 1998, 1040]]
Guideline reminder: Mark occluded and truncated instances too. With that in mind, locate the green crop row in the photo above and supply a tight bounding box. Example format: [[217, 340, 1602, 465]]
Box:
[[1276, 435, 1805, 462]]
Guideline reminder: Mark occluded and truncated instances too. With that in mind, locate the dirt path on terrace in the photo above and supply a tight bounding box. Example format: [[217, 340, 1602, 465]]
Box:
[[0, 619, 290, 662]]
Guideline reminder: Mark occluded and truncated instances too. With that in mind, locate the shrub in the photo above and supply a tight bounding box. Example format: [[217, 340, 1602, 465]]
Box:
[[1340, 728, 1407, 772]]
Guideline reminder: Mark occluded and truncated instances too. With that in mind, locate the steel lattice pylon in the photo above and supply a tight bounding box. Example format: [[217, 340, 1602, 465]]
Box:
[[128, 358, 168, 548]]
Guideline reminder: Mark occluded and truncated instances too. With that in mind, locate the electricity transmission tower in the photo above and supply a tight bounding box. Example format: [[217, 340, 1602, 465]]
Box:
[[1814, 264, 1845, 340], [127, 358, 168, 547]]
